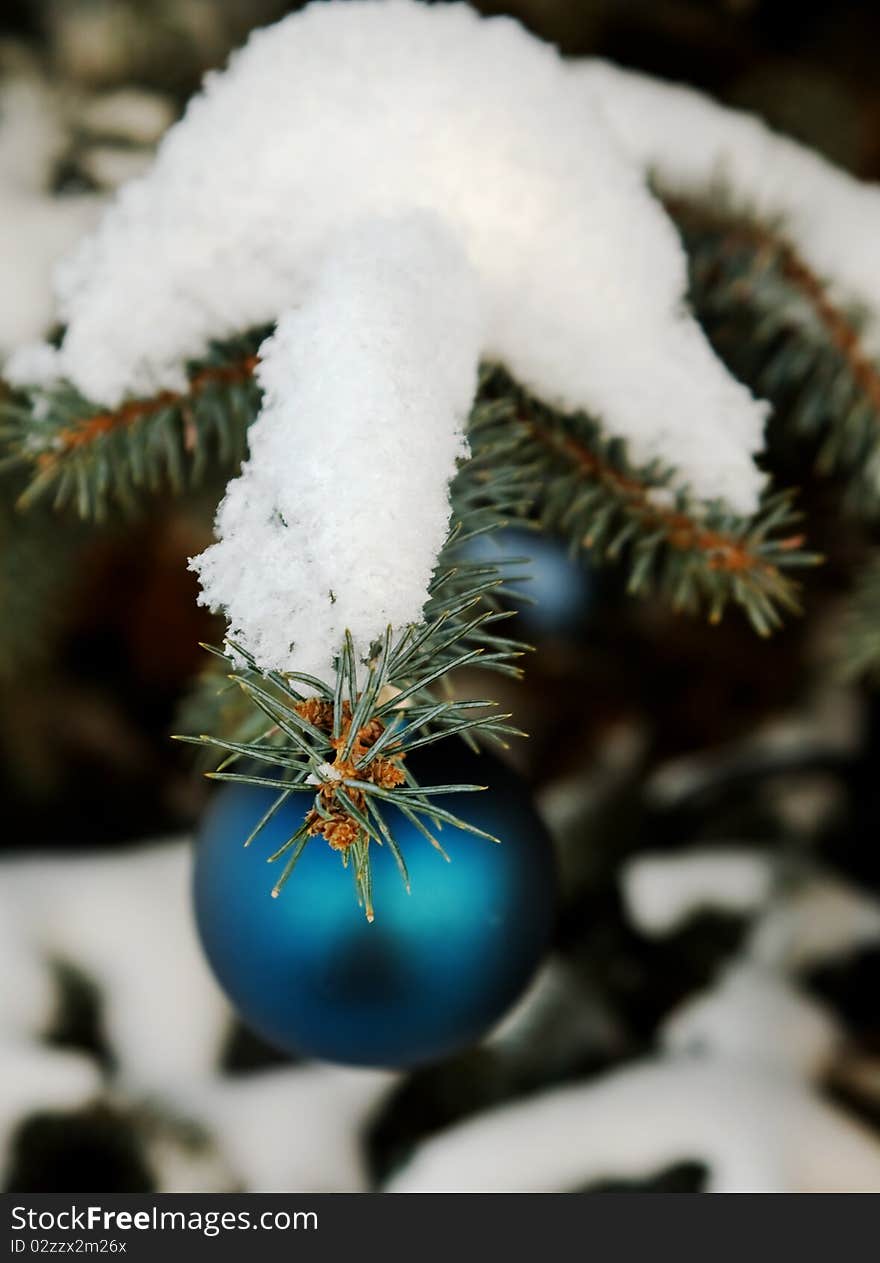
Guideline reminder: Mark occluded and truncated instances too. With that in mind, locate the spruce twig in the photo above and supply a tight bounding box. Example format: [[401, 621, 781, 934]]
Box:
[[667, 194, 880, 510], [0, 329, 268, 519], [469, 367, 817, 635], [175, 501, 529, 917]]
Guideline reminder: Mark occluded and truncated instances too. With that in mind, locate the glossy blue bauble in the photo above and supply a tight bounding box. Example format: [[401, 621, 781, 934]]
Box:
[[193, 748, 556, 1068], [459, 527, 593, 638]]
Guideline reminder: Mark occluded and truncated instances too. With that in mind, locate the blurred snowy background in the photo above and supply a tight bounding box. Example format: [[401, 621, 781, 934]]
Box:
[[2, 0, 880, 1193]]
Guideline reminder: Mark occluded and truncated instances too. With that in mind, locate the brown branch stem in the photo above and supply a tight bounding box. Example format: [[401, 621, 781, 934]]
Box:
[[524, 419, 802, 577], [39, 353, 260, 468], [668, 196, 880, 413]]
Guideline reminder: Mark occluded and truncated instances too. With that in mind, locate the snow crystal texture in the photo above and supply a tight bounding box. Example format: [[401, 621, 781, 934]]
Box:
[[191, 214, 481, 679], [580, 59, 880, 355]]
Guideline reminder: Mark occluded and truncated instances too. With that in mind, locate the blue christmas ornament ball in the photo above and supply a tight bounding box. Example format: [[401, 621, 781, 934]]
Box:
[[193, 747, 556, 1068], [459, 527, 593, 638]]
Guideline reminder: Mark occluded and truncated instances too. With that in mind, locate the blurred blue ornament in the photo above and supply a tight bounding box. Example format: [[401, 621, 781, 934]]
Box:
[[193, 748, 556, 1068], [460, 527, 592, 638]]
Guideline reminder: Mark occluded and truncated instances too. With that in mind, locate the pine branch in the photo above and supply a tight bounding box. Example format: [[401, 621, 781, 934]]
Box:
[[175, 497, 530, 919], [470, 367, 815, 635], [667, 194, 880, 510], [6, 336, 818, 634], [0, 329, 268, 519], [3, 247, 830, 912], [176, 395, 816, 914]]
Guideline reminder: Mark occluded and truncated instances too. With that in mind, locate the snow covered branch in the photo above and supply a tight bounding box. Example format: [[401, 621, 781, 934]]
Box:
[[5, 0, 880, 880], [190, 213, 482, 680], [0, 0, 816, 670], [580, 59, 880, 355]]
